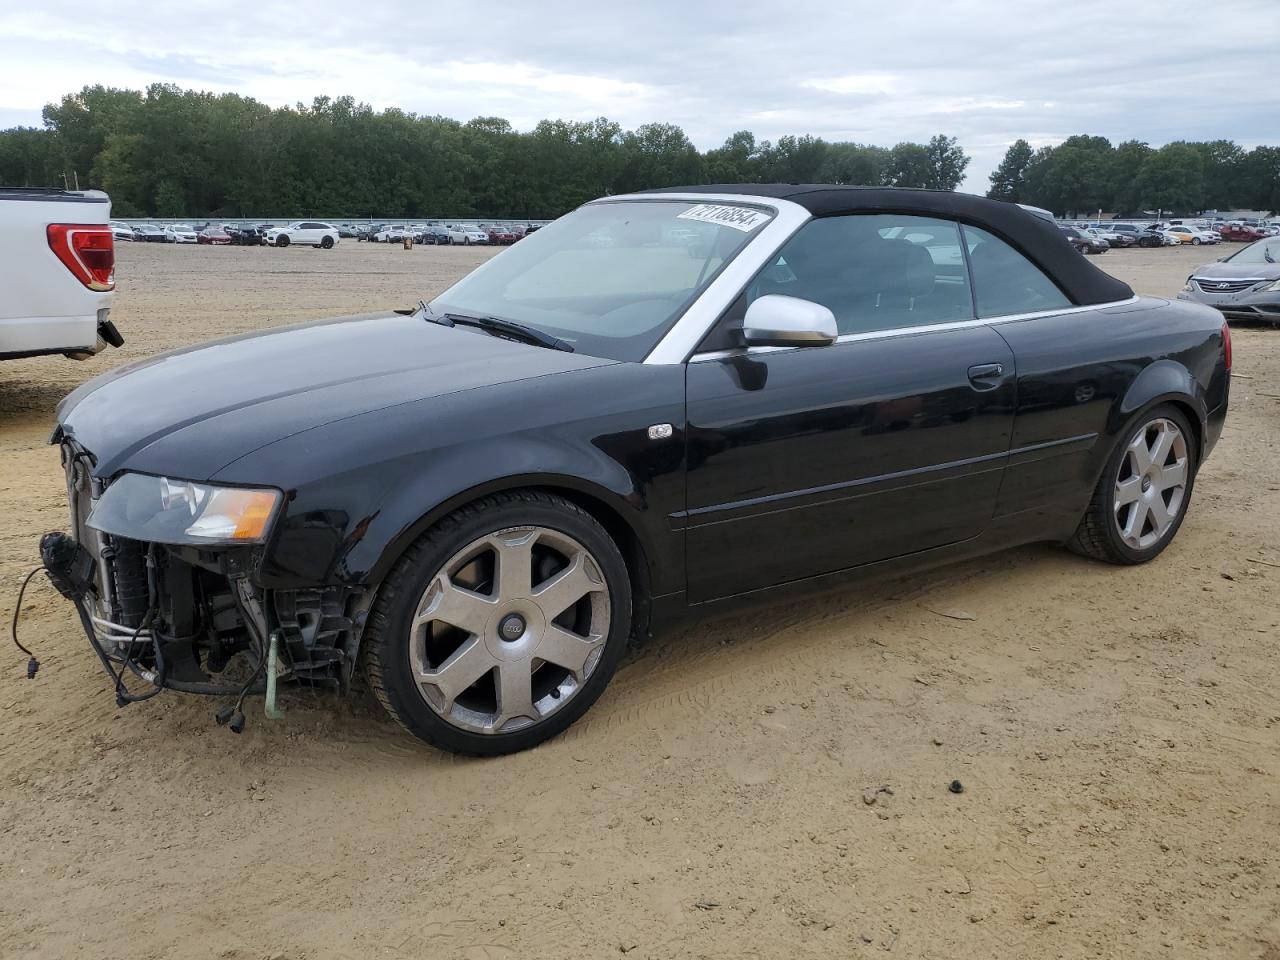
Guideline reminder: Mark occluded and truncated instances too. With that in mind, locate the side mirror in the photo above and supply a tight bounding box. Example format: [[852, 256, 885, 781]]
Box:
[[741, 295, 838, 348]]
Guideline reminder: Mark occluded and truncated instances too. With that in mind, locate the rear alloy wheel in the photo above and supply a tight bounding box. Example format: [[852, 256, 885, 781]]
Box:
[[1068, 405, 1196, 564], [364, 492, 631, 755], [320, 235, 334, 249]]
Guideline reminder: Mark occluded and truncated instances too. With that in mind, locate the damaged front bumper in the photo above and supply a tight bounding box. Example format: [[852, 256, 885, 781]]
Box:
[[48, 437, 370, 710]]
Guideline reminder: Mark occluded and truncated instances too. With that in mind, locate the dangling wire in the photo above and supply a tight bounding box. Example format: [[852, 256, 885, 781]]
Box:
[[10, 566, 43, 679]]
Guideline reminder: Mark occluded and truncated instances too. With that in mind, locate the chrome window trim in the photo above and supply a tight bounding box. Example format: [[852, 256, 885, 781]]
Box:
[[688, 295, 1142, 363], [609, 193, 813, 365]]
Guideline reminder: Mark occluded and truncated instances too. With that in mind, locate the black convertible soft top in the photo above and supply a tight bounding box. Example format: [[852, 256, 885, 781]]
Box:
[[643, 184, 1134, 306]]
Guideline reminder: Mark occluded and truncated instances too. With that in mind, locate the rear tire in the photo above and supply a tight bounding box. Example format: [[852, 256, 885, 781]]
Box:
[[1067, 404, 1197, 565], [363, 491, 632, 755]]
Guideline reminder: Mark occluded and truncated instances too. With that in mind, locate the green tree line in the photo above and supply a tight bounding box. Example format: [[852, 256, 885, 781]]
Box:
[[0, 84, 971, 219], [988, 135, 1280, 216]]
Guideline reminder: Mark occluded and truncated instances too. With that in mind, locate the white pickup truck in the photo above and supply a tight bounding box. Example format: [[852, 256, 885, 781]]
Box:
[[1, 187, 123, 361]]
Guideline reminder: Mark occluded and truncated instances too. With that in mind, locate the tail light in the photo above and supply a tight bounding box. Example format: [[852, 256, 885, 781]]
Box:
[[1221, 320, 1232, 372], [47, 224, 115, 291]]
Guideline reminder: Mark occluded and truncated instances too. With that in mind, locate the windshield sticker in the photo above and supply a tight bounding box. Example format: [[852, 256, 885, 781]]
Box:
[[677, 204, 773, 233]]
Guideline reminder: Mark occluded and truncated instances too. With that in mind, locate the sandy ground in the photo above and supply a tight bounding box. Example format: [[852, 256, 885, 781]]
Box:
[[1, 240, 1278, 960]]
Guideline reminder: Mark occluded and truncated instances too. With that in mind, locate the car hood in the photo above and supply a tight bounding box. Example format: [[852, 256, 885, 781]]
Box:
[[57, 311, 614, 480], [1191, 260, 1280, 281]]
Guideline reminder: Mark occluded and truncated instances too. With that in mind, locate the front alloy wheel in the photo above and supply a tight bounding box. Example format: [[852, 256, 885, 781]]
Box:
[[411, 526, 610, 734], [364, 492, 631, 755]]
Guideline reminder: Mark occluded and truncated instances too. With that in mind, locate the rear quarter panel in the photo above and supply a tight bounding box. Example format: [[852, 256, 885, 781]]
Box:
[[993, 296, 1227, 534]]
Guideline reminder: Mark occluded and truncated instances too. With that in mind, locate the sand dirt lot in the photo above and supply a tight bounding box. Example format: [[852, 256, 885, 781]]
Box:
[[1, 240, 1278, 960]]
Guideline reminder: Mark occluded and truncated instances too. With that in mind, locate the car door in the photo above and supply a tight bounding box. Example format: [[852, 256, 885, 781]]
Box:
[[955, 223, 1108, 523], [683, 213, 1016, 603]]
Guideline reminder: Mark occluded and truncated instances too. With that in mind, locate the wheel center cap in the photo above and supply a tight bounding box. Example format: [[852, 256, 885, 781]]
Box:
[[498, 613, 527, 642]]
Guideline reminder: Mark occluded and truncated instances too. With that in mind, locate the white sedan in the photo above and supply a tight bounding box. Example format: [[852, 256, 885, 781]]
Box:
[[163, 224, 199, 244], [266, 221, 340, 248], [1162, 226, 1219, 246], [447, 224, 489, 245]]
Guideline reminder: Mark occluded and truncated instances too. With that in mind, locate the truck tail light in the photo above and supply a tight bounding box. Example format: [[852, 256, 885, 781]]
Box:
[[1221, 320, 1232, 372], [47, 224, 115, 291]]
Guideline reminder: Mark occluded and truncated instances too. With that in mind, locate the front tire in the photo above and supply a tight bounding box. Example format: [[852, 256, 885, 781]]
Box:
[[1068, 404, 1197, 564], [363, 491, 632, 755]]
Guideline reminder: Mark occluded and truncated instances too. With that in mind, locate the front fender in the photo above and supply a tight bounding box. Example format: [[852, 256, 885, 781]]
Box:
[[346, 436, 675, 591], [236, 363, 688, 596]]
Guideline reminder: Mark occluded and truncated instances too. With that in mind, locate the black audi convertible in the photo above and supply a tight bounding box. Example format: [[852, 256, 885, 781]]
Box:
[[45, 185, 1231, 754]]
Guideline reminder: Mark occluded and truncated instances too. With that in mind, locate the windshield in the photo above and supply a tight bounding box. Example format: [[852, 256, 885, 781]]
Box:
[[1226, 238, 1280, 264], [430, 199, 771, 361]]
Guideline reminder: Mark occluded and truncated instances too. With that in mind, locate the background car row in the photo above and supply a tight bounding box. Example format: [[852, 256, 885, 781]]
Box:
[[359, 221, 537, 245], [1054, 219, 1279, 256], [108, 219, 543, 248]]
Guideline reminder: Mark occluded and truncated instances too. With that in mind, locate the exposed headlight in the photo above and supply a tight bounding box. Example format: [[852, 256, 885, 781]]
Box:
[[88, 473, 282, 546]]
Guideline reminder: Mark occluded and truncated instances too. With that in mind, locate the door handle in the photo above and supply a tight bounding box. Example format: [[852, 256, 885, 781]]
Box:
[[967, 362, 1005, 390]]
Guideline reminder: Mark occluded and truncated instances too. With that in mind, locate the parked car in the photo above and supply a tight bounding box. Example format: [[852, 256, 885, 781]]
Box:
[[1216, 223, 1268, 242], [130, 223, 166, 243], [266, 221, 339, 248], [1177, 236, 1280, 323], [162, 224, 199, 244], [1130, 226, 1171, 248], [1, 186, 122, 362], [43, 186, 1230, 755], [1089, 225, 1134, 247], [447, 224, 489, 245], [1163, 225, 1219, 246], [1059, 225, 1109, 254], [197, 226, 232, 245], [418, 225, 452, 245], [484, 224, 518, 245], [109, 220, 135, 242], [223, 224, 264, 246]]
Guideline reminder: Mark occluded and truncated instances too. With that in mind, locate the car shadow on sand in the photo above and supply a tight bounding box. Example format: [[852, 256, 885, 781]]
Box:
[[0, 375, 74, 430]]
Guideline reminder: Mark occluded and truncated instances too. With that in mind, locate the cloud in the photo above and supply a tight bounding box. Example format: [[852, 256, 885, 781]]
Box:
[[1, 0, 1277, 192], [803, 74, 899, 96]]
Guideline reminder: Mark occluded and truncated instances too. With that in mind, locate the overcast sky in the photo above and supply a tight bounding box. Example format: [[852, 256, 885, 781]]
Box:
[[2, 1, 1276, 193]]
